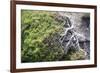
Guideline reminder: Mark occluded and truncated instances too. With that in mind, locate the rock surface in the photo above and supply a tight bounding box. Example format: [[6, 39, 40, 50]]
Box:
[[55, 11, 90, 59]]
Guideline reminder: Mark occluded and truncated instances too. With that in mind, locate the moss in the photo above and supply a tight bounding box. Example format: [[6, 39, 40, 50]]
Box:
[[62, 48, 86, 60]]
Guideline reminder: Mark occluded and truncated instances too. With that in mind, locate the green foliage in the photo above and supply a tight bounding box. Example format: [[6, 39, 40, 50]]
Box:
[[62, 48, 86, 60], [21, 10, 86, 62], [21, 10, 64, 62]]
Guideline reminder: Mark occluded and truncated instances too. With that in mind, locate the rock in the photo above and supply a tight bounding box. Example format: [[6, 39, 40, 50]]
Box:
[[55, 12, 90, 59]]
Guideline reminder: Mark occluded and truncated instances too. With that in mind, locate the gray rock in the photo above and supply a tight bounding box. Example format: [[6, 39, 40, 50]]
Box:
[[55, 12, 90, 59]]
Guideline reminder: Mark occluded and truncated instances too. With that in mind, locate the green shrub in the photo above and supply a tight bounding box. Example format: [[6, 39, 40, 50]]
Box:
[[21, 10, 64, 62], [21, 10, 86, 62], [62, 48, 86, 60]]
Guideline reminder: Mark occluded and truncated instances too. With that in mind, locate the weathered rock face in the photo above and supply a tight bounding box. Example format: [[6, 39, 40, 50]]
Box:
[[55, 12, 90, 59]]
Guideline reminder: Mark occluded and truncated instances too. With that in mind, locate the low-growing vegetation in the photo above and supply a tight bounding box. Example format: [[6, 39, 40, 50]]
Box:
[[21, 10, 86, 62]]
